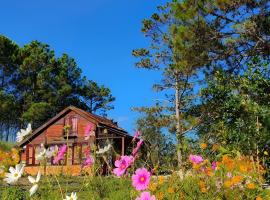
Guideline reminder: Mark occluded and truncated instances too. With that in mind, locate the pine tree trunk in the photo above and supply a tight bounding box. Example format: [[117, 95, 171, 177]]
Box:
[[175, 79, 182, 168]]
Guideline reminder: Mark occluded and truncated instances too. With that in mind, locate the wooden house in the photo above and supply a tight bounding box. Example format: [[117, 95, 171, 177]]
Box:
[[17, 106, 132, 176]]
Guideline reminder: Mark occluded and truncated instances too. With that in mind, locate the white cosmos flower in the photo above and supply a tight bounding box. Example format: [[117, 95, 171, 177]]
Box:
[[36, 145, 57, 161], [28, 171, 41, 196], [16, 123, 32, 143], [64, 192, 77, 200], [96, 144, 112, 154], [4, 163, 25, 184]]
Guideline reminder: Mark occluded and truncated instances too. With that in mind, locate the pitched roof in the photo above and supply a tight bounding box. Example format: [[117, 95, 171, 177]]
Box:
[[17, 106, 130, 147]]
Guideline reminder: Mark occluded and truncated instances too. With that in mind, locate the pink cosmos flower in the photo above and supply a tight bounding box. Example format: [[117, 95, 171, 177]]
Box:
[[135, 191, 156, 200], [132, 168, 151, 191], [113, 155, 134, 177], [211, 161, 217, 170], [132, 131, 141, 142], [84, 124, 92, 140], [53, 144, 67, 164], [132, 139, 143, 156], [189, 154, 204, 164], [83, 155, 94, 168]]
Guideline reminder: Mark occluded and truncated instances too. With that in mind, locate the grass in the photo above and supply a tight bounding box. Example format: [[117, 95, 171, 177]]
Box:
[[0, 140, 15, 151], [0, 176, 134, 200]]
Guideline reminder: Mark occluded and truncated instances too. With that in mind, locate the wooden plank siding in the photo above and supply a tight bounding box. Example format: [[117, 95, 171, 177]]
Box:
[[18, 106, 132, 176]]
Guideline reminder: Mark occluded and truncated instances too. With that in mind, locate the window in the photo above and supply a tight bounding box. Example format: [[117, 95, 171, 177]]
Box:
[[71, 117, 78, 135], [26, 145, 35, 166], [63, 116, 78, 136]]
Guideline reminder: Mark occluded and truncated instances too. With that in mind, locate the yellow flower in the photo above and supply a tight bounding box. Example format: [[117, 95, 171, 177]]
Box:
[[168, 187, 174, 194], [149, 183, 157, 191], [246, 182, 255, 189], [264, 151, 268, 156], [200, 143, 207, 149], [192, 163, 201, 170], [224, 180, 232, 188], [199, 181, 207, 193], [158, 176, 165, 185], [157, 192, 164, 200]]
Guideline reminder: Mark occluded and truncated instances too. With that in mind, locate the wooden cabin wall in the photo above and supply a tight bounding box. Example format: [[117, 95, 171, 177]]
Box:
[[21, 110, 97, 164]]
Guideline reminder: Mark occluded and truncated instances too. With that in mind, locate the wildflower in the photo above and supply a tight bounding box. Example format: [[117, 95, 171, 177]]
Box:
[[4, 163, 25, 184], [132, 139, 143, 156], [231, 175, 243, 185], [96, 144, 112, 154], [84, 124, 93, 140], [167, 187, 174, 194], [28, 171, 41, 196], [222, 155, 234, 170], [204, 167, 213, 176], [113, 155, 134, 177], [239, 164, 248, 173], [36, 144, 56, 161], [83, 155, 94, 168], [132, 168, 151, 191], [200, 143, 207, 149], [246, 182, 255, 189], [199, 181, 207, 193], [211, 162, 217, 170], [16, 123, 32, 143], [157, 192, 164, 200], [132, 131, 141, 142], [256, 196, 263, 200], [226, 172, 232, 178], [135, 191, 156, 200], [158, 176, 164, 184], [264, 151, 268, 156], [53, 144, 67, 164], [64, 192, 77, 200], [224, 180, 232, 188], [189, 154, 204, 164], [149, 183, 157, 192]]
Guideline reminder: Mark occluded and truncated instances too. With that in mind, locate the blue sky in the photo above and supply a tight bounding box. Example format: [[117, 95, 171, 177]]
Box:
[[0, 0, 169, 134]]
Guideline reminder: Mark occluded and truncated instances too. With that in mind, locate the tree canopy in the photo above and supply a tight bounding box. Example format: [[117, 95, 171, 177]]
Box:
[[0, 35, 115, 141]]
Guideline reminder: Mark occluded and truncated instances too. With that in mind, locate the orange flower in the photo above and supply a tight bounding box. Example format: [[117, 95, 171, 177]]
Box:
[[256, 196, 263, 200], [168, 187, 174, 194], [231, 175, 243, 185], [199, 181, 207, 193], [200, 143, 207, 149], [192, 163, 201, 170], [222, 155, 235, 170], [239, 164, 248, 173], [224, 180, 232, 188], [158, 176, 165, 184], [246, 182, 255, 189], [205, 167, 213, 177]]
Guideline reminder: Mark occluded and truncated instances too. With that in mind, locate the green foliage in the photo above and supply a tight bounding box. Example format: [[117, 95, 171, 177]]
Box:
[[0, 141, 14, 151], [133, 104, 177, 171], [199, 60, 270, 156], [0, 35, 115, 140], [0, 186, 27, 200]]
